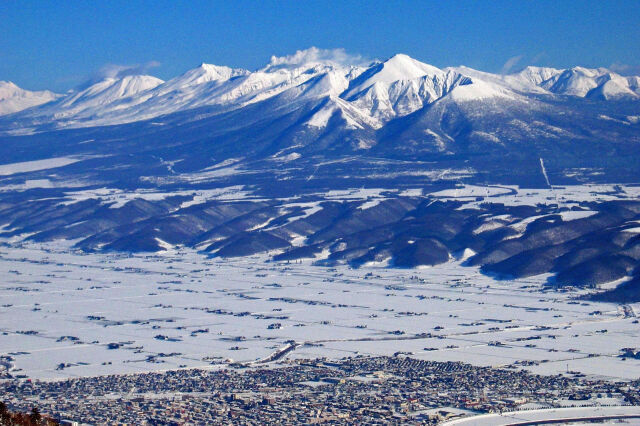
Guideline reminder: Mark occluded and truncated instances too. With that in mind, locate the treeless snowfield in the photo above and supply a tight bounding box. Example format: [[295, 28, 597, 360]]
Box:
[[0, 157, 81, 176], [0, 240, 638, 382]]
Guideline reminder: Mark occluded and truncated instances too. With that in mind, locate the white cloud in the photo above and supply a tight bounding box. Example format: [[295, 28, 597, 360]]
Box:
[[501, 55, 524, 75], [530, 52, 546, 64], [267, 47, 370, 68], [88, 61, 161, 84], [609, 62, 640, 76]]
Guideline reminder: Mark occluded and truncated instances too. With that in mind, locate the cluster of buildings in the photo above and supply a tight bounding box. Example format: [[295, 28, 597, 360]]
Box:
[[2, 355, 639, 424]]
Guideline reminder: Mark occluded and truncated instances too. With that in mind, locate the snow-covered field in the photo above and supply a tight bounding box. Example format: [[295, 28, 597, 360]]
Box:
[[430, 183, 640, 209], [0, 157, 82, 176], [20, 182, 639, 214], [0, 240, 638, 382]]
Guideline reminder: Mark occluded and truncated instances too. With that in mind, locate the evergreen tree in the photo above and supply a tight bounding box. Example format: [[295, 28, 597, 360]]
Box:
[[30, 407, 42, 424], [0, 401, 10, 425]]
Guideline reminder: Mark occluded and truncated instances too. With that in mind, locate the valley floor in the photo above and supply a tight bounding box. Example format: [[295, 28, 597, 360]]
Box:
[[0, 241, 639, 382]]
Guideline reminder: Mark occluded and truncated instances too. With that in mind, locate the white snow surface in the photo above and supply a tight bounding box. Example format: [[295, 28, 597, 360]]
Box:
[[0, 156, 82, 176]]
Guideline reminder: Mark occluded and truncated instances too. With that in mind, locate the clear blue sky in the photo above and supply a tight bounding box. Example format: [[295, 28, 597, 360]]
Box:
[[2, 0, 639, 92]]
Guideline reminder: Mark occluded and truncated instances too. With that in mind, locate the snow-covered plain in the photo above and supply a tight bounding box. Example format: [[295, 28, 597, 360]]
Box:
[[0, 239, 638, 382]]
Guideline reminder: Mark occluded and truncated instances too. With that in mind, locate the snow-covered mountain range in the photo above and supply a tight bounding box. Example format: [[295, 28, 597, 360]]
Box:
[[1, 48, 638, 132]]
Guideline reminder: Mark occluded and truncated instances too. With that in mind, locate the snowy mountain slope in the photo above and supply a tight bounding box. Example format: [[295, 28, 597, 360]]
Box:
[[511, 66, 564, 86], [163, 63, 249, 88], [444, 66, 558, 95], [59, 75, 165, 108], [449, 64, 640, 100], [342, 55, 477, 121], [9, 75, 164, 128], [0, 81, 60, 115], [541, 67, 640, 99]]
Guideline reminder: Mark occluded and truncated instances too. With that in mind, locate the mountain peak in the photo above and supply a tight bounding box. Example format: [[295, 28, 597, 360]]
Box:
[[512, 66, 563, 86], [199, 63, 248, 78], [380, 53, 443, 80], [165, 63, 248, 90], [342, 54, 444, 101], [0, 81, 60, 116], [0, 80, 19, 89], [112, 74, 164, 93], [79, 74, 163, 98], [48, 74, 164, 115], [0, 81, 21, 100]]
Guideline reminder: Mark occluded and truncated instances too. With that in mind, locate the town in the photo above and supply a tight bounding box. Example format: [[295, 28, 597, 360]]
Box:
[[2, 355, 639, 424]]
